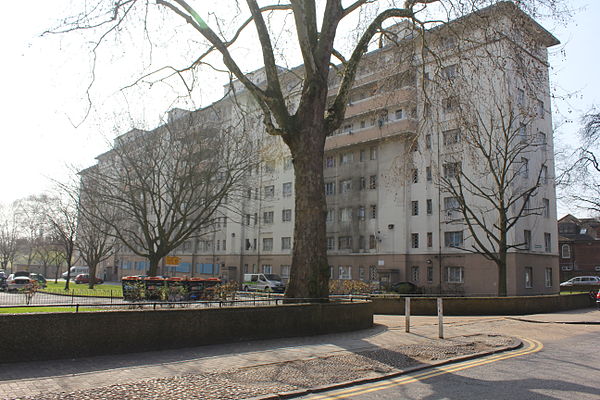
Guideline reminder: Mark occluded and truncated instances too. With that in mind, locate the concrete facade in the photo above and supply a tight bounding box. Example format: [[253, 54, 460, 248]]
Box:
[[93, 3, 560, 296]]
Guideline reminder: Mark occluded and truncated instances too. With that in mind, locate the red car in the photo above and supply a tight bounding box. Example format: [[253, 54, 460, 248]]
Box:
[[74, 274, 104, 284]]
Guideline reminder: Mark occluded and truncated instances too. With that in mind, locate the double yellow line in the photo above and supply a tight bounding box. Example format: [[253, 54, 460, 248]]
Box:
[[305, 338, 543, 399]]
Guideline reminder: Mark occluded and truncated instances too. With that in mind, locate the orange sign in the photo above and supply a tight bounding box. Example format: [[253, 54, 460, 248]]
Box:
[[165, 256, 181, 266]]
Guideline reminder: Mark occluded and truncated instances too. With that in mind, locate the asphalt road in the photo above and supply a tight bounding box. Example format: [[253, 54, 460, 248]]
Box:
[[300, 330, 600, 400]]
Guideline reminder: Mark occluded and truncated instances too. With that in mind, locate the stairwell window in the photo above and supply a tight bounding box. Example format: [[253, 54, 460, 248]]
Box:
[[411, 200, 419, 216], [524, 230, 532, 250], [411, 233, 419, 248], [447, 266, 464, 283], [524, 266, 533, 288]]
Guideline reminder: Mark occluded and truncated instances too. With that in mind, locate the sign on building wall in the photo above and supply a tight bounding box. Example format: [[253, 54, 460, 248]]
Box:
[[165, 256, 181, 266]]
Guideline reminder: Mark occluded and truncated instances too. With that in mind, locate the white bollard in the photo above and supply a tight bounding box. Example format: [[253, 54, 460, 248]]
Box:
[[405, 297, 411, 333], [437, 297, 444, 339]]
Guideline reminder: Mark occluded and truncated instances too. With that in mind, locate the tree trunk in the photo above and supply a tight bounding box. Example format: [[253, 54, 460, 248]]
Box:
[[148, 257, 160, 277], [88, 262, 98, 289], [284, 126, 329, 300]]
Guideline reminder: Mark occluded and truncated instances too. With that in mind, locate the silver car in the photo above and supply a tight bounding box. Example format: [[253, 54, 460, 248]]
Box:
[[559, 276, 600, 287]]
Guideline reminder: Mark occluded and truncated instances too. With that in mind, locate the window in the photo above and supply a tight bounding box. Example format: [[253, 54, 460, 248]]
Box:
[[264, 185, 275, 198], [517, 88, 525, 107], [325, 182, 336, 196], [263, 211, 274, 224], [425, 134, 432, 149], [327, 237, 335, 250], [340, 179, 352, 193], [281, 265, 291, 280], [427, 266, 434, 283], [359, 149, 366, 161], [447, 266, 464, 283], [426, 199, 433, 215], [442, 64, 457, 79], [342, 123, 353, 133], [326, 209, 335, 223], [537, 99, 545, 119], [340, 152, 354, 164], [358, 235, 366, 249], [411, 266, 419, 282], [326, 156, 336, 168], [444, 196, 460, 212], [358, 206, 366, 220], [519, 123, 527, 142], [369, 266, 378, 281], [338, 236, 353, 250], [245, 214, 251, 225], [283, 157, 293, 170], [262, 238, 273, 251], [245, 239, 252, 250], [545, 268, 553, 287], [282, 209, 292, 222], [359, 267, 366, 281], [339, 207, 352, 222], [524, 266, 533, 288], [395, 109, 404, 120], [539, 132, 547, 145], [411, 169, 418, 183], [424, 102, 431, 117], [369, 175, 377, 189], [427, 232, 433, 248], [544, 233, 551, 253], [339, 266, 352, 280], [282, 182, 292, 197], [523, 230, 532, 250], [370, 204, 377, 219], [370, 146, 378, 160], [411, 200, 419, 216], [281, 237, 291, 250], [443, 162, 461, 178], [541, 165, 548, 184], [442, 97, 457, 113], [411, 233, 419, 248], [359, 177, 366, 190], [543, 198, 550, 218], [369, 235, 377, 249], [444, 231, 463, 247], [262, 264, 273, 274], [443, 129, 460, 145], [426, 166, 432, 182], [561, 244, 571, 259]]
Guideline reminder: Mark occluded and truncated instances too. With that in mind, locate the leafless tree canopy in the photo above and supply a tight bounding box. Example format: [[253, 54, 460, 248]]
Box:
[[54, 0, 566, 298], [78, 112, 254, 276]]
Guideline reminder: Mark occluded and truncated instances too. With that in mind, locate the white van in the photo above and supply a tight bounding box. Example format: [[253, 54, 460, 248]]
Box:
[[62, 266, 89, 280], [242, 273, 285, 293]]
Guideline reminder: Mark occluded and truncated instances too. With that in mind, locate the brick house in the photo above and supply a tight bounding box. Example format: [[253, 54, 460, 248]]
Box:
[[558, 214, 600, 282]]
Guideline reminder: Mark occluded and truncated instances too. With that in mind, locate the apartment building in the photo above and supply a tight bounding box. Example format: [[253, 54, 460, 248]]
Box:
[[558, 215, 600, 282], [100, 2, 559, 296]]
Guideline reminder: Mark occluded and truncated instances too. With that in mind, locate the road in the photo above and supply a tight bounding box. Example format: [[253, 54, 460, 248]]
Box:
[[300, 326, 600, 400]]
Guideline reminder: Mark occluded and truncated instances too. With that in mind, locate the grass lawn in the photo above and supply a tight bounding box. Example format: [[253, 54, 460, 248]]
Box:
[[0, 306, 105, 313], [41, 282, 123, 297]]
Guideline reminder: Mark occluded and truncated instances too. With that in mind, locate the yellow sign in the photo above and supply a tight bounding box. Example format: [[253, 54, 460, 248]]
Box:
[[165, 256, 181, 266]]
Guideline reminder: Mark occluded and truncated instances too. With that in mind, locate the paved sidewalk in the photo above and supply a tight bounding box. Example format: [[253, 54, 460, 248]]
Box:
[[1, 308, 598, 399]]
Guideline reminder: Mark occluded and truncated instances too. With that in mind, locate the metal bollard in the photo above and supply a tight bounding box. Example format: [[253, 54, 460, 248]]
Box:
[[437, 297, 444, 339], [405, 297, 411, 333]]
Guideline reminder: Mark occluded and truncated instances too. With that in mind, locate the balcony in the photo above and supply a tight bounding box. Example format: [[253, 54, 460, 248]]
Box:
[[325, 118, 417, 151]]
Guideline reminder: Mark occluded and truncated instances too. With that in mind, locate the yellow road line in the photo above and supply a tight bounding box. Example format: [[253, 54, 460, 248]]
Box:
[[305, 338, 543, 400]]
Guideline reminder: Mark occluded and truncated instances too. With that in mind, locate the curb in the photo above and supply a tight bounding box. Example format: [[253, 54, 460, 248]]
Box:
[[506, 317, 600, 325], [250, 339, 523, 400]]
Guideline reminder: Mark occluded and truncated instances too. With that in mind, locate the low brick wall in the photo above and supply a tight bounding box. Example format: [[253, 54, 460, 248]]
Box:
[[0, 301, 373, 363], [371, 293, 594, 316]]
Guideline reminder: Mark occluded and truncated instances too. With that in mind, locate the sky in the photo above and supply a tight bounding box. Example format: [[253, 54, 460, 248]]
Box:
[[0, 0, 598, 217]]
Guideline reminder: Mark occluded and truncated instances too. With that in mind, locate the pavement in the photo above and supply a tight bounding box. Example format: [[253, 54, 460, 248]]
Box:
[[1, 307, 598, 400]]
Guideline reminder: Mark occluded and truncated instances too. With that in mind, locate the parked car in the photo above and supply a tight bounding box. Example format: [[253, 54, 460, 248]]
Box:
[[62, 266, 89, 280], [74, 274, 103, 285], [559, 276, 600, 287], [242, 273, 285, 293], [6, 272, 46, 291]]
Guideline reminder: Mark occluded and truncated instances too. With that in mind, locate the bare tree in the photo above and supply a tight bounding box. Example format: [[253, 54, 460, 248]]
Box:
[[0, 204, 19, 274], [14, 195, 48, 271], [561, 110, 600, 214], [44, 196, 79, 290], [432, 43, 552, 295], [76, 209, 115, 289], [56, 0, 565, 299], [34, 236, 63, 278], [78, 114, 253, 277]]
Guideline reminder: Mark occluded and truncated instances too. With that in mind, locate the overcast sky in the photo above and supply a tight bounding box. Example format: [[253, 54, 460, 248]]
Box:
[[0, 0, 598, 217]]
